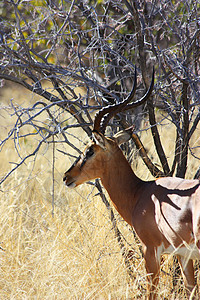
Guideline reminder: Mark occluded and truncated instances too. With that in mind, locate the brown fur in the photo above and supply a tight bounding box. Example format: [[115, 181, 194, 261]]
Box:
[[63, 132, 200, 299]]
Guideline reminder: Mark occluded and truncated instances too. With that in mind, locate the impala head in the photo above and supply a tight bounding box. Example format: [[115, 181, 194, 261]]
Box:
[[63, 67, 154, 188]]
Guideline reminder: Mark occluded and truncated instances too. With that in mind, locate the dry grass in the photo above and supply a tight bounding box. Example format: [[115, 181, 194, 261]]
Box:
[[0, 82, 199, 299]]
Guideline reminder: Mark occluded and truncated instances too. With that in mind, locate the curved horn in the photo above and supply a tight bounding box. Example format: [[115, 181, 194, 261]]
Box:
[[93, 66, 137, 133], [122, 67, 154, 111], [100, 67, 154, 133]]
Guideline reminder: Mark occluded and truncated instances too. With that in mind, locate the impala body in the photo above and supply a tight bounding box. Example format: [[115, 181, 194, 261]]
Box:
[[63, 70, 200, 299]]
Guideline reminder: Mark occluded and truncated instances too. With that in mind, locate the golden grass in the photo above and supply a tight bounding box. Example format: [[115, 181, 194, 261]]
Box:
[[0, 82, 199, 299]]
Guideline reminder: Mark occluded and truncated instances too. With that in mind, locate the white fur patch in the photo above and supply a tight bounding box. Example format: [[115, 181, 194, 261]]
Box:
[[65, 182, 76, 189], [156, 242, 200, 264]]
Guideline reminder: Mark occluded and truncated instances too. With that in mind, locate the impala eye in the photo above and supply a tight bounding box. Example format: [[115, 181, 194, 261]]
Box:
[[85, 146, 94, 158], [80, 146, 94, 169]]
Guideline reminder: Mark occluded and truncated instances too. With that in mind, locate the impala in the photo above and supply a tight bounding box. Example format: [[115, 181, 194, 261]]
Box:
[[63, 69, 200, 299]]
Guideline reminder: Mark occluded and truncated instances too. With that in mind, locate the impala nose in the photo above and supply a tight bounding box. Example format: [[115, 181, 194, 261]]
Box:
[[63, 173, 67, 182], [63, 173, 76, 188], [63, 173, 70, 184]]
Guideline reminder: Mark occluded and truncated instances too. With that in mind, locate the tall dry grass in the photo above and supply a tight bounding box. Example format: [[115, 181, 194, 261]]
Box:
[[0, 83, 199, 299]]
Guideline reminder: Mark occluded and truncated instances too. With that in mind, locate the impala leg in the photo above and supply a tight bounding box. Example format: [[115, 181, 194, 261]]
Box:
[[143, 247, 160, 300], [178, 256, 196, 299]]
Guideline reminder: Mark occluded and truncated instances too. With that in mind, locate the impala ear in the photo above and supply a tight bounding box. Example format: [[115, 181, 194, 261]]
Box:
[[113, 128, 133, 145], [92, 131, 106, 149]]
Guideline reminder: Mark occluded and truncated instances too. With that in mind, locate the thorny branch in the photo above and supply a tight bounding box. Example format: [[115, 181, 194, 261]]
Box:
[[0, 0, 200, 281]]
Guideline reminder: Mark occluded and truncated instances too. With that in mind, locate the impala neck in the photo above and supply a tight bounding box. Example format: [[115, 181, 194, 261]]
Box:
[[100, 148, 143, 226]]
